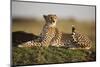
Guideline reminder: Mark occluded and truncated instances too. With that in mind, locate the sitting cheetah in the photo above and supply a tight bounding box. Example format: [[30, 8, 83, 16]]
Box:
[[18, 14, 58, 47]]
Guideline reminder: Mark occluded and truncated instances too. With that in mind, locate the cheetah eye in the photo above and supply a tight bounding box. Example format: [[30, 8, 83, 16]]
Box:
[[49, 17, 52, 20]]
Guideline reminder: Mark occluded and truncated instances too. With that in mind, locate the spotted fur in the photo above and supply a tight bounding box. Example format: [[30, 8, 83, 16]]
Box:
[[69, 25, 92, 49], [18, 14, 57, 47]]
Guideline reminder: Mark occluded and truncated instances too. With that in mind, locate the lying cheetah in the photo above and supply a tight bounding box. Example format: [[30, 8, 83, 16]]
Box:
[[50, 24, 92, 50], [69, 25, 92, 50]]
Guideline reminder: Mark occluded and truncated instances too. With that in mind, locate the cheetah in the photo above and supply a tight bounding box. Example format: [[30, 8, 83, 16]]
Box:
[[18, 14, 58, 47], [69, 25, 92, 50]]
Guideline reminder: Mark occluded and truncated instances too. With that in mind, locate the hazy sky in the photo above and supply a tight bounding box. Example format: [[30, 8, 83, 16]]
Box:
[[12, 1, 95, 20]]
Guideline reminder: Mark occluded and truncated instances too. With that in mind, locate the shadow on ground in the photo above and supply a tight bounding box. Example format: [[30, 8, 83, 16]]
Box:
[[12, 31, 39, 47]]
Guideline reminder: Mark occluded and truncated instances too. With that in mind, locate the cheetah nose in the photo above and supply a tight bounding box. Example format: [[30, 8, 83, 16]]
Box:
[[52, 20, 55, 22]]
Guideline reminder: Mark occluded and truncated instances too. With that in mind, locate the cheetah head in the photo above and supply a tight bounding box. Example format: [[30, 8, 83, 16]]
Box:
[[43, 14, 57, 27]]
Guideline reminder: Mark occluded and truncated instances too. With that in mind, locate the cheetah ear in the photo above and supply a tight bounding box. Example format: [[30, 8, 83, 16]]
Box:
[[43, 15, 47, 19], [54, 14, 57, 18]]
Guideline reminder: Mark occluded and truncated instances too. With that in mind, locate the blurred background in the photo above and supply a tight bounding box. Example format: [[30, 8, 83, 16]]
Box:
[[12, 1, 96, 43]]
